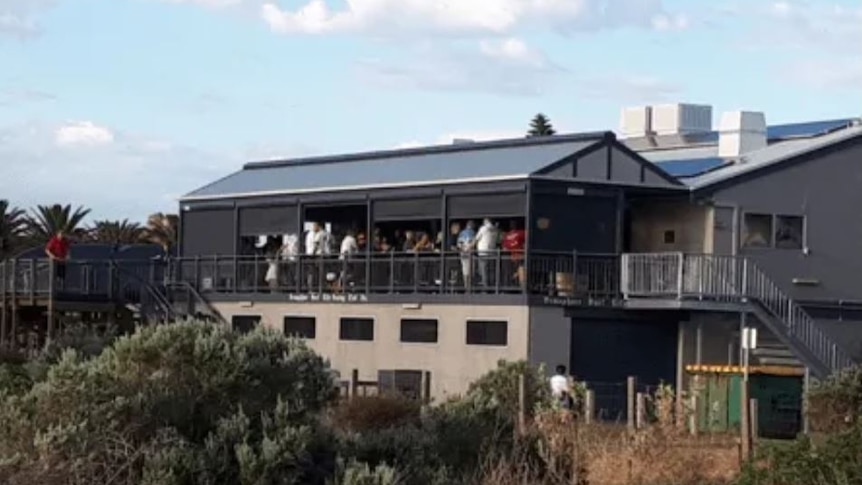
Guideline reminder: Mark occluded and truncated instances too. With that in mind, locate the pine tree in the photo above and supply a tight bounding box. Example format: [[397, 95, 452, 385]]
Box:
[[527, 113, 556, 137]]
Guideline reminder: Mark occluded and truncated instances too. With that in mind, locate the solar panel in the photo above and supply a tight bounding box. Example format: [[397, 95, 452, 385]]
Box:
[[655, 157, 727, 177], [767, 119, 854, 140]]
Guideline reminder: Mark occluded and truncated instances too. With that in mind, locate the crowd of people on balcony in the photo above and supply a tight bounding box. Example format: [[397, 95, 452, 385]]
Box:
[[253, 218, 527, 292]]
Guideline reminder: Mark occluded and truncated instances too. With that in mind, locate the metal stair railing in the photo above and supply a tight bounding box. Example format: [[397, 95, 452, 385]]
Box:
[[165, 280, 225, 324], [110, 261, 176, 323], [741, 258, 853, 375], [621, 252, 854, 377]]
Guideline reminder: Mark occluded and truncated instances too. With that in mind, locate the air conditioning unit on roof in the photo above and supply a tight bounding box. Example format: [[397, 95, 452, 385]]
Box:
[[651, 103, 713, 135]]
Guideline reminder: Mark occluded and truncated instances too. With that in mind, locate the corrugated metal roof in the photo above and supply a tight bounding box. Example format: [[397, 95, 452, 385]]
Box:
[[686, 124, 862, 189], [767, 119, 855, 140], [183, 133, 607, 200], [656, 157, 728, 177]]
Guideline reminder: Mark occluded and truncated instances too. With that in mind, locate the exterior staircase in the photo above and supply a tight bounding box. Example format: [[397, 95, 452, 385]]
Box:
[[622, 253, 854, 379]]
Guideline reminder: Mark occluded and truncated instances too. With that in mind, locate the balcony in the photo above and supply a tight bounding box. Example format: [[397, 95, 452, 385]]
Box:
[[170, 251, 620, 304]]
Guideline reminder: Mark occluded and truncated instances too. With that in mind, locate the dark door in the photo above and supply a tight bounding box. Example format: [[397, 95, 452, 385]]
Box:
[[569, 317, 677, 420]]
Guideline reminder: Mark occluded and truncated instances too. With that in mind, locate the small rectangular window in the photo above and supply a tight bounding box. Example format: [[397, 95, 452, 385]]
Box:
[[340, 317, 374, 341], [466, 320, 508, 346], [284, 316, 316, 339], [663, 230, 676, 244], [742, 213, 773, 248], [400, 319, 438, 343], [775, 215, 804, 250], [232, 315, 261, 334]]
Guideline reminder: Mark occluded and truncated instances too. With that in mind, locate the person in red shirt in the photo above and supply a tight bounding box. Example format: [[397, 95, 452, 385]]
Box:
[[502, 220, 526, 289], [45, 230, 71, 288]]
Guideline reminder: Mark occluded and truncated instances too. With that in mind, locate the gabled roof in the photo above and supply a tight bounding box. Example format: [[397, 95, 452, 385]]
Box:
[[685, 124, 862, 190], [629, 117, 862, 186], [183, 132, 636, 201]]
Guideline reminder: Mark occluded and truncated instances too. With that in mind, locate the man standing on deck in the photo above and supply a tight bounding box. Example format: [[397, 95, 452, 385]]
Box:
[[45, 230, 70, 289]]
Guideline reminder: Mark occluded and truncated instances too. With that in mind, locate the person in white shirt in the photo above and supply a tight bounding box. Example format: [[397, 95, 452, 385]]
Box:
[[305, 222, 323, 256], [550, 364, 574, 410], [338, 229, 359, 292], [474, 218, 498, 287]]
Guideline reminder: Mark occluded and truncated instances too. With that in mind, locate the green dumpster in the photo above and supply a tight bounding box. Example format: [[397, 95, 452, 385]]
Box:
[[687, 365, 803, 439]]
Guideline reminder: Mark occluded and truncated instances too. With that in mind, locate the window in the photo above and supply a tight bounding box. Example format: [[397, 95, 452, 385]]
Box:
[[775, 215, 804, 250], [663, 230, 676, 244], [400, 319, 438, 343], [466, 320, 508, 346], [232, 315, 261, 334], [283, 316, 316, 339], [742, 213, 773, 248], [340, 317, 374, 341]]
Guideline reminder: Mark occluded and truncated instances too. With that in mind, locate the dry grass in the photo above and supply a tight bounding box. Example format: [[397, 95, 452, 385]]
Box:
[[481, 386, 743, 485]]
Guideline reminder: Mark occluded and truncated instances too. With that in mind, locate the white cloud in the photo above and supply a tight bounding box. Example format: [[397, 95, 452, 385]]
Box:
[[55, 121, 115, 147], [159, 0, 244, 8], [0, 0, 56, 39], [731, 1, 862, 90], [261, 0, 682, 36], [0, 120, 239, 221], [650, 12, 689, 31], [357, 39, 562, 96]]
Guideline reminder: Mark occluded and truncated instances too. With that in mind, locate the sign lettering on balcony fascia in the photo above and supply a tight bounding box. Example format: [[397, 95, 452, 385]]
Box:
[[287, 293, 368, 303]]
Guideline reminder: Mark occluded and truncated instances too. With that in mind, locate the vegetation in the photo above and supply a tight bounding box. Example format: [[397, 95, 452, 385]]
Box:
[[527, 113, 556, 137], [1, 321, 861, 484], [0, 199, 178, 256]]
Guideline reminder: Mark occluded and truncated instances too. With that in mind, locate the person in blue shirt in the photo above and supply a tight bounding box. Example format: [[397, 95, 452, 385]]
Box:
[[457, 221, 477, 288]]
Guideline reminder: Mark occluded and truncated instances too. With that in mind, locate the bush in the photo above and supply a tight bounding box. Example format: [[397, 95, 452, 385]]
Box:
[[0, 321, 338, 485], [807, 366, 862, 434]]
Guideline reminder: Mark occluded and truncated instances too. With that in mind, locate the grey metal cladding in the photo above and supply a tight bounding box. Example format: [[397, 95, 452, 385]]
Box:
[[182, 208, 235, 256], [238, 206, 298, 235], [183, 138, 603, 199]]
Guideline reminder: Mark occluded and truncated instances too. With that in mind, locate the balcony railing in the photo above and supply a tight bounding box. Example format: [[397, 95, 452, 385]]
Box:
[[171, 251, 620, 301], [621, 253, 854, 376]]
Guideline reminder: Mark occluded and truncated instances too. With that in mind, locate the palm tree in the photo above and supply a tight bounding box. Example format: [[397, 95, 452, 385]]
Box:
[[87, 219, 146, 245], [144, 212, 179, 254], [25, 204, 91, 243], [0, 200, 27, 258], [527, 113, 556, 137]]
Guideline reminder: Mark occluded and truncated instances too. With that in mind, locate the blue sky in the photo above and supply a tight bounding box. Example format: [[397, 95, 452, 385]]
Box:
[[1, 0, 860, 221]]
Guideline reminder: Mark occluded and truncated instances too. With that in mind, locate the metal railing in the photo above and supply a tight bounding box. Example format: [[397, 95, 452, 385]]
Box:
[[621, 253, 854, 375], [169, 250, 619, 300]]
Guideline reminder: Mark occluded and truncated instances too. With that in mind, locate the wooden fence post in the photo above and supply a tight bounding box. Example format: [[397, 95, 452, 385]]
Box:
[[422, 371, 432, 404], [627, 376, 636, 433], [518, 373, 527, 435], [636, 392, 646, 429], [350, 368, 359, 400], [740, 381, 751, 460], [584, 390, 595, 425], [689, 395, 698, 436], [749, 398, 759, 454]]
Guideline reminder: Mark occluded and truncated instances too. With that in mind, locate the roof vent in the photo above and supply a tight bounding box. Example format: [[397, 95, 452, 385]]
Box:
[[651, 103, 713, 135], [452, 138, 475, 145], [718, 111, 767, 158], [619, 106, 653, 138]]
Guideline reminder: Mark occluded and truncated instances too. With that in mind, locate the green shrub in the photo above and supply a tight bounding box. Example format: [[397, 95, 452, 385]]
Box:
[[0, 321, 338, 485], [462, 360, 550, 418]]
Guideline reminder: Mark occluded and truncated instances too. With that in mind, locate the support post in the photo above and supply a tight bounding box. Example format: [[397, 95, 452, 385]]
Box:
[[1, 262, 6, 347], [676, 252, 684, 298], [584, 390, 595, 425], [10, 259, 17, 349], [422, 371, 432, 404], [518, 372, 527, 435], [47, 260, 55, 343], [350, 368, 359, 399], [676, 320, 685, 424], [689, 394, 698, 436], [636, 392, 646, 429], [749, 398, 759, 454], [802, 367, 810, 435], [627, 376, 636, 432], [740, 378, 751, 461]]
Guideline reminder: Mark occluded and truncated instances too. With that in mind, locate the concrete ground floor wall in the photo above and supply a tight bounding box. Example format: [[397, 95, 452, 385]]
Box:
[[210, 301, 530, 400]]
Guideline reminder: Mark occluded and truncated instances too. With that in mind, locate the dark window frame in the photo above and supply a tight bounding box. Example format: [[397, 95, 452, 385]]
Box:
[[741, 212, 806, 251], [231, 315, 261, 335], [774, 214, 805, 250], [465, 319, 508, 346], [400, 318, 439, 344], [742, 212, 774, 249], [283, 315, 316, 339], [339, 317, 375, 341]]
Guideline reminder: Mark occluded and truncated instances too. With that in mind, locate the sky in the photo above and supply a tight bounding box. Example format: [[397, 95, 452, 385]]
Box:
[[1, 0, 860, 222]]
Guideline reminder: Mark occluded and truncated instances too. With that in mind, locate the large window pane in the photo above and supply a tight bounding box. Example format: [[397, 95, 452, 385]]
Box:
[[400, 319, 438, 343], [340, 317, 374, 341], [775, 215, 804, 250], [742, 213, 772, 248], [466, 320, 508, 346]]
